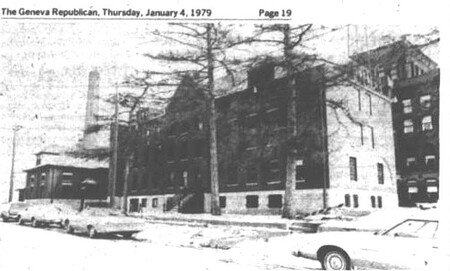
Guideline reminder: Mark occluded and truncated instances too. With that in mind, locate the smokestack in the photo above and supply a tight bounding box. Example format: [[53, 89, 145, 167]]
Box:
[[83, 70, 100, 148]]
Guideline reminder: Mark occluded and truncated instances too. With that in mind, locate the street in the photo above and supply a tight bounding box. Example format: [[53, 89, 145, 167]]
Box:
[[0, 221, 320, 271]]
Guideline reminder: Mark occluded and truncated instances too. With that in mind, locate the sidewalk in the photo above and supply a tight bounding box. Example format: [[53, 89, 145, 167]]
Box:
[[132, 212, 323, 233]]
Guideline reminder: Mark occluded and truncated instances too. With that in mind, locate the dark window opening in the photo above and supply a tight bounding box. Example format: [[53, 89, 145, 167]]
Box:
[[295, 159, 306, 182], [152, 198, 158, 208], [227, 164, 237, 185], [371, 196, 376, 208], [246, 165, 257, 184], [345, 194, 351, 207], [141, 198, 147, 208], [129, 199, 139, 213], [377, 196, 383, 208], [268, 194, 282, 208], [219, 196, 226, 208], [193, 139, 204, 158], [377, 163, 384, 185], [180, 141, 188, 160], [353, 194, 359, 208], [167, 144, 175, 162], [350, 157, 357, 181], [246, 195, 259, 208]]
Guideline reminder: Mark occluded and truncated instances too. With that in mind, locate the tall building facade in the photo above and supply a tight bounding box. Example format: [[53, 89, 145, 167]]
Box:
[[120, 63, 398, 215], [351, 40, 439, 206]]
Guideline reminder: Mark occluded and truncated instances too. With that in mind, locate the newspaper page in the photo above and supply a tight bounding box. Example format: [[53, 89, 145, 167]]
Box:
[[0, 0, 448, 270]]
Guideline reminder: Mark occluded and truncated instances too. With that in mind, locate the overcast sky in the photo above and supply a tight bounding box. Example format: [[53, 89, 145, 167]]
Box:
[[0, 21, 440, 202]]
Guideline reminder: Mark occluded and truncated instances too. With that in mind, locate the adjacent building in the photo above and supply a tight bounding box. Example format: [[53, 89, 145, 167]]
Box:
[[23, 151, 108, 201], [351, 40, 439, 206], [122, 63, 398, 215]]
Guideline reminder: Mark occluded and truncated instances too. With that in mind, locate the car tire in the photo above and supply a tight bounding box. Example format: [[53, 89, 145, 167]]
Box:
[[31, 218, 39, 228], [2, 216, 8, 222], [64, 220, 74, 234], [321, 249, 350, 270], [18, 217, 25, 225], [88, 226, 97, 239]]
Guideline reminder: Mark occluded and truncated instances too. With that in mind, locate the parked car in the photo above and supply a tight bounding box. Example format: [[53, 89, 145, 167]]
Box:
[[17, 205, 69, 228], [0, 202, 28, 222], [63, 207, 146, 238], [292, 213, 441, 270]]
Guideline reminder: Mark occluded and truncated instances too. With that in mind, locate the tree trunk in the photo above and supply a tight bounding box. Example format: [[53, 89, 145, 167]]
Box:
[[206, 24, 221, 216], [282, 24, 297, 219], [121, 155, 131, 214], [109, 84, 119, 208]]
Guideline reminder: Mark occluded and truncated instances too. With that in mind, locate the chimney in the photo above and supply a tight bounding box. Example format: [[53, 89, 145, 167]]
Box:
[[83, 70, 100, 148]]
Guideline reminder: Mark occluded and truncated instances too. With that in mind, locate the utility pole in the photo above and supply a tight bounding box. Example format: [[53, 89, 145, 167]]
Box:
[[109, 83, 119, 207], [9, 125, 22, 202]]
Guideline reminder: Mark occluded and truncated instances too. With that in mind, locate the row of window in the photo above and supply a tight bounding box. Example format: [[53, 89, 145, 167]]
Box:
[[405, 155, 437, 169], [401, 95, 431, 114], [344, 194, 383, 208], [403, 116, 433, 133], [349, 157, 384, 184], [219, 194, 283, 209]]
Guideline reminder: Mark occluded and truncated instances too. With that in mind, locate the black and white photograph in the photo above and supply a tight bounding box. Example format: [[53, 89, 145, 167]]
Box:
[[0, 1, 447, 270]]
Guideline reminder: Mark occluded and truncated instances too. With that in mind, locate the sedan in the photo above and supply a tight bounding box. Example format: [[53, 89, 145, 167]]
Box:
[[292, 215, 441, 270], [17, 205, 67, 228], [1, 202, 29, 222], [63, 207, 146, 238]]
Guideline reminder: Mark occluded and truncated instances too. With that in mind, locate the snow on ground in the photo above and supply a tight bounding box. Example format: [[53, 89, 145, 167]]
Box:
[[0, 221, 318, 271]]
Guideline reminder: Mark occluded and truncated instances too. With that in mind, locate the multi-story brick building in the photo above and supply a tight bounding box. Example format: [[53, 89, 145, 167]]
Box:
[[123, 64, 398, 215], [351, 40, 439, 206]]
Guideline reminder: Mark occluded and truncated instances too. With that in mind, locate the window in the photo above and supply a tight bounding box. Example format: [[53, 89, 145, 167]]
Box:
[[403, 119, 414, 134], [420, 95, 431, 108], [141, 198, 147, 208], [422, 116, 433, 131], [406, 157, 416, 168], [402, 99, 412, 114], [168, 172, 175, 188], [377, 163, 384, 185], [359, 123, 364, 145], [408, 187, 418, 194], [268, 194, 283, 208], [182, 171, 188, 187], [246, 165, 257, 184], [357, 89, 361, 111], [180, 121, 189, 134], [219, 196, 226, 208], [349, 157, 357, 181], [246, 195, 259, 208], [371, 196, 376, 208], [40, 173, 46, 183], [295, 159, 306, 183], [167, 144, 175, 162], [353, 194, 359, 208], [368, 126, 375, 148], [180, 141, 188, 160], [245, 113, 258, 129], [129, 199, 139, 213], [377, 196, 383, 208], [193, 139, 204, 158], [425, 155, 436, 168], [344, 194, 351, 207], [30, 174, 35, 183], [365, 93, 372, 115], [152, 198, 158, 208]]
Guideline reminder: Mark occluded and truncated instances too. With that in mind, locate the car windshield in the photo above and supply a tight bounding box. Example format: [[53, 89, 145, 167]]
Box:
[[383, 219, 438, 239]]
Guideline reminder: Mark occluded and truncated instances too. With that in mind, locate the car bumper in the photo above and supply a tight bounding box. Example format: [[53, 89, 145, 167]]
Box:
[[292, 250, 317, 260]]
